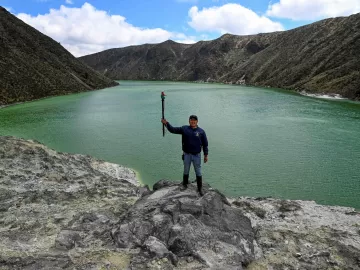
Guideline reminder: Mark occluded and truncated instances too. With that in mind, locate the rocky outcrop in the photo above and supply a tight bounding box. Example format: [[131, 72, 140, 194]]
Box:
[[1, 136, 360, 269], [80, 13, 360, 100], [0, 136, 139, 269], [232, 198, 360, 269], [112, 180, 254, 269], [0, 7, 118, 106]]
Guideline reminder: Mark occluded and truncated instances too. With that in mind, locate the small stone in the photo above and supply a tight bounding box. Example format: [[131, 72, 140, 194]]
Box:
[[318, 251, 330, 257], [104, 261, 111, 269], [328, 260, 340, 266], [55, 230, 81, 250]]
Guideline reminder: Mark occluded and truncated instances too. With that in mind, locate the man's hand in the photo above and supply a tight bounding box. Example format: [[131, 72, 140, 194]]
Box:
[[204, 155, 208, 163], [161, 118, 168, 125]]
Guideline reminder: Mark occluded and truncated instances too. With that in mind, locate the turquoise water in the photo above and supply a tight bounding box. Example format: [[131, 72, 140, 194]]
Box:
[[1, 81, 359, 209]]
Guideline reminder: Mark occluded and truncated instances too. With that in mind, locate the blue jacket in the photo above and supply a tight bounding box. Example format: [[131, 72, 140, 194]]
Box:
[[166, 123, 209, 155]]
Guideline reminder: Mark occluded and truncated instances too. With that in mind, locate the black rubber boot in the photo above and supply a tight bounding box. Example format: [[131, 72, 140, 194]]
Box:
[[181, 174, 189, 190], [196, 175, 204, 196]]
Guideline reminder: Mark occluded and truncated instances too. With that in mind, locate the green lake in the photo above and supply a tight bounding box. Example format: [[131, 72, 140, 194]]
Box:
[[1, 81, 359, 209]]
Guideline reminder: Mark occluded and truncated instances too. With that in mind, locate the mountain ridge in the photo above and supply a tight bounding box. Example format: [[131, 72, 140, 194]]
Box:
[[80, 13, 360, 100]]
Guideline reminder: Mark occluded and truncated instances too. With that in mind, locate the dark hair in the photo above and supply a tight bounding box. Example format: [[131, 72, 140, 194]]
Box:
[[189, 115, 198, 120]]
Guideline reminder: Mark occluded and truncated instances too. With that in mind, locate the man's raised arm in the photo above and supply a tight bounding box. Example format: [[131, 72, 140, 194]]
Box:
[[161, 119, 183, 134]]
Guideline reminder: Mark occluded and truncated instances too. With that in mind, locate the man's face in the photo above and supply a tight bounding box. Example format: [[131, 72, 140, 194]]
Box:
[[189, 119, 198, 128]]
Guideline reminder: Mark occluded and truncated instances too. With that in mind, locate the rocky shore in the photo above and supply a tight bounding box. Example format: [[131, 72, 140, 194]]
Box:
[[0, 136, 359, 269]]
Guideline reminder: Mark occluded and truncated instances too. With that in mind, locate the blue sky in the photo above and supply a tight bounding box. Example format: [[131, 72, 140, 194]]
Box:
[[2, 0, 359, 56]]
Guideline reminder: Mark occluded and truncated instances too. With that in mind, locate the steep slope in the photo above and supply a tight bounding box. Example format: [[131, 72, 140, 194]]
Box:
[[0, 7, 118, 106], [231, 14, 360, 99], [80, 13, 360, 100]]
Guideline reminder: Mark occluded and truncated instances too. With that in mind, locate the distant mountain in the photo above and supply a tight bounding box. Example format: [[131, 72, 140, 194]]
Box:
[[80, 13, 360, 100], [0, 7, 118, 106]]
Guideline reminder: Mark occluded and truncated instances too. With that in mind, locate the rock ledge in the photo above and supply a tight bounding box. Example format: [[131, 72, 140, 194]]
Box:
[[0, 136, 359, 269]]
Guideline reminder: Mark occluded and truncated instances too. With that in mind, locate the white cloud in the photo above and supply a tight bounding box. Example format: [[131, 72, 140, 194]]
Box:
[[173, 33, 197, 44], [17, 3, 195, 56], [188, 4, 284, 35], [65, 0, 73, 4], [175, 38, 197, 43], [267, 0, 360, 20], [4, 6, 13, 12]]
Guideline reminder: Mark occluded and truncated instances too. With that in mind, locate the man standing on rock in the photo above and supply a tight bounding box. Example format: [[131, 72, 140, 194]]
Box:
[[161, 115, 208, 196]]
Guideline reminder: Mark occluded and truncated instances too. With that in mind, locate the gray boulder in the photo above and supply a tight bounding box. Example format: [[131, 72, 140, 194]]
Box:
[[112, 180, 255, 268], [55, 230, 82, 250]]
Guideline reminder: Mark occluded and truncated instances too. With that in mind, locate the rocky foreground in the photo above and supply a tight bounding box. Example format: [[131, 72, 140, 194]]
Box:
[[0, 136, 359, 269]]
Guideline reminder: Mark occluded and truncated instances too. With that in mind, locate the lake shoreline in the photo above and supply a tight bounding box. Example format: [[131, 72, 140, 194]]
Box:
[[1, 81, 356, 112], [299, 90, 347, 100], [0, 93, 83, 110], [0, 84, 121, 110]]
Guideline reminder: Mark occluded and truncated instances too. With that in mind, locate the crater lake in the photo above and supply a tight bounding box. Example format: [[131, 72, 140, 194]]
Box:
[[1, 81, 359, 209]]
